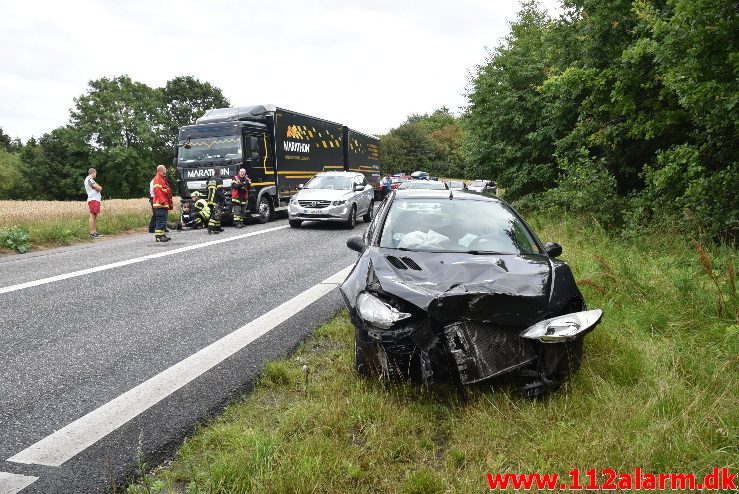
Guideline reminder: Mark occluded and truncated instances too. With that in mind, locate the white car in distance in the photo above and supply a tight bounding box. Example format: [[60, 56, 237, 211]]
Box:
[[288, 171, 375, 229]]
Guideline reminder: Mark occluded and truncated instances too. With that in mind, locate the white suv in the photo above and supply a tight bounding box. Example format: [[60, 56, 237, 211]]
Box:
[[288, 171, 375, 229]]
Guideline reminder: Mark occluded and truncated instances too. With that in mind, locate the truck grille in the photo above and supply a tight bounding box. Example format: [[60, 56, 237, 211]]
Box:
[[298, 200, 331, 208]]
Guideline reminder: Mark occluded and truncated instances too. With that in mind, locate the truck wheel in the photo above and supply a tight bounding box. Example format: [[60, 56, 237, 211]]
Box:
[[289, 219, 302, 228], [362, 201, 374, 222], [257, 196, 271, 224], [346, 205, 357, 229]]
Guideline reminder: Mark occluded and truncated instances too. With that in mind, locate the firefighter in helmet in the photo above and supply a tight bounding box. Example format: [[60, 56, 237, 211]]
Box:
[[231, 168, 251, 228], [186, 191, 211, 229], [206, 167, 225, 234]]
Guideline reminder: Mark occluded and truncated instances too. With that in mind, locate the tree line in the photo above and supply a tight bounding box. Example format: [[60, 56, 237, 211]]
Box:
[[378, 0, 736, 241], [0, 76, 229, 201], [2, 0, 735, 240]]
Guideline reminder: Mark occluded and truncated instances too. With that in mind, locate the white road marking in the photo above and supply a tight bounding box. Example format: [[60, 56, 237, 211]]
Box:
[[7, 264, 354, 467], [0, 472, 38, 494], [0, 225, 290, 295]]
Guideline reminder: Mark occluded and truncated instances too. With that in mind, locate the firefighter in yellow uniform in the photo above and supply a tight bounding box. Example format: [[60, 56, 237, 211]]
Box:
[[206, 167, 225, 234], [186, 191, 211, 229]]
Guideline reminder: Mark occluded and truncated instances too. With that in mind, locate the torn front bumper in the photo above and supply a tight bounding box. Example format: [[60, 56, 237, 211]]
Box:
[[357, 306, 601, 387]]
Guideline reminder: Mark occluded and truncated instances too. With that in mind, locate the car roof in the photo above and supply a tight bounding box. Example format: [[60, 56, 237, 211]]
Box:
[[315, 171, 360, 176], [393, 189, 501, 203]]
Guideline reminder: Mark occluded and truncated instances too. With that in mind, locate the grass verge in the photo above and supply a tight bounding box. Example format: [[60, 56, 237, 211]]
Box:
[[0, 198, 180, 253], [128, 215, 737, 493]]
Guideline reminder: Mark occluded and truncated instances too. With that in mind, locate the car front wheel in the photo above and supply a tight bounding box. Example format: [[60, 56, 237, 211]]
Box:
[[346, 205, 357, 229], [362, 201, 374, 222]]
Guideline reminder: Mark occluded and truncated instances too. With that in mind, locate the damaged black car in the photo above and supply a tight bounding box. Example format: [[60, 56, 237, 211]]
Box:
[[340, 189, 602, 397]]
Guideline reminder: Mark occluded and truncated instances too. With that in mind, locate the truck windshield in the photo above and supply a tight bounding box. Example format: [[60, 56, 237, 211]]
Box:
[[178, 135, 242, 164], [304, 175, 353, 190]]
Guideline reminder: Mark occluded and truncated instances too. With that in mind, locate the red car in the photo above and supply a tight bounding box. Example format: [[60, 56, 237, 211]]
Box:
[[390, 176, 411, 190]]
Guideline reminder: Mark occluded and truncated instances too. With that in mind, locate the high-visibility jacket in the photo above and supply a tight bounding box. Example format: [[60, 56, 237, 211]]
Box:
[[193, 198, 211, 219], [206, 175, 224, 205], [152, 173, 173, 209], [231, 174, 251, 201]]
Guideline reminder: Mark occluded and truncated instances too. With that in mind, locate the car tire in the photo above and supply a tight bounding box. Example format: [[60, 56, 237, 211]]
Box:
[[257, 195, 271, 224], [553, 338, 584, 379], [362, 201, 374, 222], [355, 328, 379, 377], [346, 205, 357, 229], [289, 219, 302, 228]]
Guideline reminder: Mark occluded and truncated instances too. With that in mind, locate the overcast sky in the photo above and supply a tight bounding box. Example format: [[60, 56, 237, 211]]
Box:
[[0, 0, 558, 142]]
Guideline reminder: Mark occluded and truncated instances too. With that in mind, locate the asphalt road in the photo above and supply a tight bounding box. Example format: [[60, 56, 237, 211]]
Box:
[[0, 217, 363, 494]]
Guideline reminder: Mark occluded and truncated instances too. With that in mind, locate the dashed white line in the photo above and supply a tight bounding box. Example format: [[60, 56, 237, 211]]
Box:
[[0, 225, 290, 296], [7, 264, 353, 467], [0, 472, 38, 494]]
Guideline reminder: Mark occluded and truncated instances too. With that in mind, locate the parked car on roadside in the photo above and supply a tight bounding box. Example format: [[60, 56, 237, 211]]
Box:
[[288, 171, 374, 229], [396, 180, 448, 190], [468, 179, 497, 195], [341, 189, 602, 397], [445, 180, 468, 191], [411, 171, 430, 180], [390, 176, 411, 190]]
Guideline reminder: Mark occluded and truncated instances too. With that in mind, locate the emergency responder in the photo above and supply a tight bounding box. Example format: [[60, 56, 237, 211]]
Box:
[[231, 168, 251, 228], [206, 167, 225, 234], [185, 191, 211, 229], [152, 165, 173, 242]]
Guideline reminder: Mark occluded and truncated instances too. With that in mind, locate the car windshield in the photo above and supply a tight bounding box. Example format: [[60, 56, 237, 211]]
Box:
[[398, 181, 447, 190], [470, 180, 487, 187], [448, 181, 465, 189], [379, 198, 540, 254], [304, 175, 353, 190], [178, 135, 242, 164]]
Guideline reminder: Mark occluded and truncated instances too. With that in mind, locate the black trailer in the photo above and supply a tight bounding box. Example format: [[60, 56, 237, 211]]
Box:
[[344, 128, 381, 198], [174, 105, 380, 224]]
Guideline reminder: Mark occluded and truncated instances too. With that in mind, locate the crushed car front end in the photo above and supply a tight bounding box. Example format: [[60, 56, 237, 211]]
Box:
[[340, 191, 602, 396]]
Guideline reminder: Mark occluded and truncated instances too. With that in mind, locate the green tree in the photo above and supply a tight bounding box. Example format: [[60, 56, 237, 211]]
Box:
[[379, 123, 435, 174], [466, 0, 556, 199], [161, 76, 230, 145], [0, 147, 30, 199], [0, 127, 12, 152], [19, 126, 92, 200], [70, 76, 164, 198]]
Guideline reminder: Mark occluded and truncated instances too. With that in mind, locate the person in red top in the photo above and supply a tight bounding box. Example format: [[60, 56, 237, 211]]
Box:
[[152, 165, 173, 242], [230, 168, 251, 228]]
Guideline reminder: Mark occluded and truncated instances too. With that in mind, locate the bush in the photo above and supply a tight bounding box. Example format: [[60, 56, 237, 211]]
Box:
[[631, 145, 739, 242], [542, 149, 620, 226], [1, 226, 31, 253]]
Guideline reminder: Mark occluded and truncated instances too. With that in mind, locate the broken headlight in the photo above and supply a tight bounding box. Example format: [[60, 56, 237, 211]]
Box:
[[520, 309, 603, 343], [356, 292, 411, 329]]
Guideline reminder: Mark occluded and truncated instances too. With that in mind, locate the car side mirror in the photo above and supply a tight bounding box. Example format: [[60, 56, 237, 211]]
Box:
[[354, 184, 364, 191], [346, 235, 366, 252], [544, 242, 562, 257], [297, 184, 304, 189]]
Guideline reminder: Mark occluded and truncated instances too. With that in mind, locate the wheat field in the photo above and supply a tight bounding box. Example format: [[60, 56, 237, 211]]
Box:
[[0, 198, 181, 224], [0, 198, 182, 251]]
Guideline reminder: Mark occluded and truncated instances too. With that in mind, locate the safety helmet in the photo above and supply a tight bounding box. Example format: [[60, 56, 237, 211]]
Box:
[[191, 191, 203, 199]]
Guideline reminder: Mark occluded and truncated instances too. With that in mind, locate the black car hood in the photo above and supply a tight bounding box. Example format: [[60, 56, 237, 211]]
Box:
[[341, 247, 579, 326]]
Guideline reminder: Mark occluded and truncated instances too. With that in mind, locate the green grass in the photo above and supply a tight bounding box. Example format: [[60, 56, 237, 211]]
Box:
[[128, 215, 738, 493], [0, 198, 181, 253]]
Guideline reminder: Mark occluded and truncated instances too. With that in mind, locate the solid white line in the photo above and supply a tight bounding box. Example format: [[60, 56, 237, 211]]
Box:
[[7, 264, 353, 467], [0, 472, 38, 494], [0, 225, 290, 295]]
